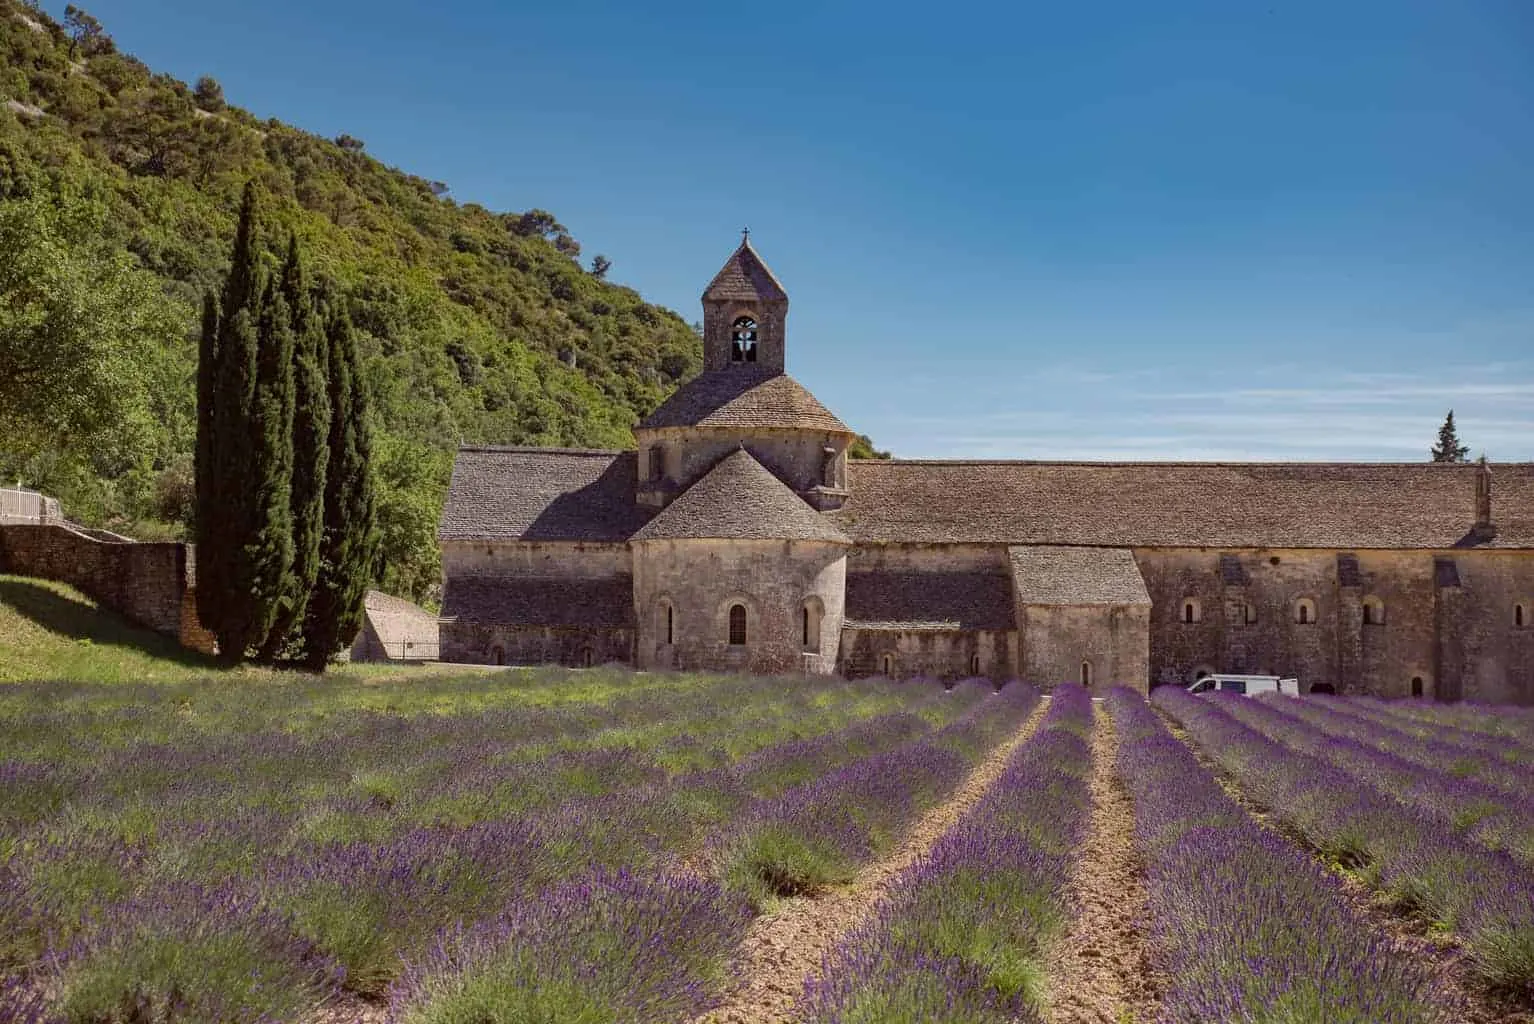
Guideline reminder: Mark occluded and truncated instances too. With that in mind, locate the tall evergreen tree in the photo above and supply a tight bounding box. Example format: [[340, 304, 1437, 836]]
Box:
[[259, 235, 330, 661], [1431, 409, 1471, 463], [302, 305, 378, 669], [193, 288, 219, 556], [198, 182, 264, 662], [246, 276, 297, 659]]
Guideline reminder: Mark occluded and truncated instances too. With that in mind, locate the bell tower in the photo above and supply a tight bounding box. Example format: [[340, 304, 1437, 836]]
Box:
[[701, 230, 788, 373]]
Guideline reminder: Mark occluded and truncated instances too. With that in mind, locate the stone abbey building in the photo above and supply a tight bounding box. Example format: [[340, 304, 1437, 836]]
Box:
[[439, 240, 1534, 702]]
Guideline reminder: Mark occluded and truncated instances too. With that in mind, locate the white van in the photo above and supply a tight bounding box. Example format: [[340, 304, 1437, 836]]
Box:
[[1186, 674, 1299, 697]]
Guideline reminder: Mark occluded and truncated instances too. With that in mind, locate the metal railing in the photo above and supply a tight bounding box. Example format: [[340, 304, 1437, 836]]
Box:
[[0, 487, 61, 524]]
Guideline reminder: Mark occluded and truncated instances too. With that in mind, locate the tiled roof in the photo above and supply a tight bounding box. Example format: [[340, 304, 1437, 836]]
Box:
[[438, 447, 651, 542], [441, 575, 634, 628], [703, 240, 787, 302], [833, 461, 1534, 550], [362, 590, 439, 640], [632, 449, 851, 543], [637, 369, 851, 432], [1009, 546, 1151, 606], [844, 571, 1015, 630]]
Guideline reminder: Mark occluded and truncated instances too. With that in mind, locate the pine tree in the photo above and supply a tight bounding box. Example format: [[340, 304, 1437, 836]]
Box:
[[259, 235, 330, 662], [198, 182, 264, 662], [301, 305, 378, 669], [1431, 409, 1470, 463], [246, 276, 297, 660]]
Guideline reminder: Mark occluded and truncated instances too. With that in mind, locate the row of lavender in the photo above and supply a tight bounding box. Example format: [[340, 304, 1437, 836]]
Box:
[[1257, 694, 1534, 866], [381, 682, 1043, 1023], [797, 684, 1093, 1024], [1286, 694, 1534, 799], [1153, 686, 1534, 995], [0, 674, 1003, 1021], [1368, 696, 1534, 749], [1111, 687, 1450, 1022]]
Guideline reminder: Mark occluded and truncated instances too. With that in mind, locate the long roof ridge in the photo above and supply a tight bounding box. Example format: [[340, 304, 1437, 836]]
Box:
[[850, 458, 1522, 468]]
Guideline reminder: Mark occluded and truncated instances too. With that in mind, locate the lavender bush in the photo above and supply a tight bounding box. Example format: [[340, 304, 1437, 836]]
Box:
[[1115, 687, 1450, 1023], [385, 868, 752, 1024], [799, 684, 1087, 1024], [1155, 685, 1534, 995], [716, 683, 1039, 906]]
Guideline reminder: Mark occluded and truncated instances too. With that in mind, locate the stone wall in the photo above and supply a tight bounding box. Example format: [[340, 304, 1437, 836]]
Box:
[[839, 627, 1014, 682], [441, 539, 630, 578], [440, 621, 633, 667], [633, 537, 846, 674], [1018, 604, 1149, 695], [1134, 546, 1534, 704], [0, 524, 210, 650]]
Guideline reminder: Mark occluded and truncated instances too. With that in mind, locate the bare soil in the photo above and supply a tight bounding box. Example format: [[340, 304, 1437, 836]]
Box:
[[1160, 710, 1532, 1024], [690, 698, 1052, 1024], [1044, 705, 1163, 1024]]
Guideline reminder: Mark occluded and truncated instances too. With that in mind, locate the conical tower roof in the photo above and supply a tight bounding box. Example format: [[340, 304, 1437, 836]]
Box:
[[632, 448, 850, 543], [703, 238, 787, 303]]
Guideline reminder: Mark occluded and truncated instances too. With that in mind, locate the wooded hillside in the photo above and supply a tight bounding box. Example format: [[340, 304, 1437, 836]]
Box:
[[0, 1, 727, 599]]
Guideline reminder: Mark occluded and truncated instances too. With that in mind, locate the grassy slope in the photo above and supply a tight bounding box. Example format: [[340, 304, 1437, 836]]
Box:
[[0, 573, 465, 684]]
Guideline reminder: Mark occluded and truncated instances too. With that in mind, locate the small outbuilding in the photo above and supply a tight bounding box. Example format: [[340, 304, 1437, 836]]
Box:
[[350, 590, 440, 663]]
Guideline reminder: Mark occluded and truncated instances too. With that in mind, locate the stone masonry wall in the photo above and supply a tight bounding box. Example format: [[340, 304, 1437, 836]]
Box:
[[0, 524, 209, 649], [637, 427, 849, 499], [439, 621, 633, 667], [633, 537, 846, 675], [839, 627, 1014, 682], [1135, 547, 1534, 704], [1019, 604, 1150, 695]]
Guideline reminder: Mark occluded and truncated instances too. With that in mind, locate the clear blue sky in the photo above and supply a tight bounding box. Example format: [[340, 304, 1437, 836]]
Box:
[[66, 0, 1534, 460]]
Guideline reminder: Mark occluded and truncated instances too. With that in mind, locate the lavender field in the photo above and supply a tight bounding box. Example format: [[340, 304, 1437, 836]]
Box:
[[1, 669, 1532, 1024]]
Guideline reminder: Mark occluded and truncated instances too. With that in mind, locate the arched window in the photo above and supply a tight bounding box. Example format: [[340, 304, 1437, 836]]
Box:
[[1517, 603, 1527, 628], [1294, 598, 1317, 625], [728, 603, 747, 646], [970, 653, 982, 676], [730, 317, 758, 363], [1182, 598, 1201, 624], [1080, 661, 1093, 688], [881, 653, 895, 677], [491, 645, 505, 666], [1411, 676, 1424, 698], [1362, 597, 1385, 626], [579, 647, 595, 668], [801, 599, 822, 651]]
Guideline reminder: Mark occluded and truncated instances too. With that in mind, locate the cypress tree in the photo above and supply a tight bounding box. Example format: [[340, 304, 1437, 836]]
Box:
[[193, 288, 219, 578], [1431, 409, 1470, 463], [259, 234, 330, 662], [199, 182, 264, 662], [302, 305, 378, 670], [246, 276, 297, 660]]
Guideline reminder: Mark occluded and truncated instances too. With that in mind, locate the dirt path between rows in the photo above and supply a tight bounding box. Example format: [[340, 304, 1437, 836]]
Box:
[[690, 696, 1052, 1024], [1044, 704, 1162, 1024], [1159, 710, 1531, 1024]]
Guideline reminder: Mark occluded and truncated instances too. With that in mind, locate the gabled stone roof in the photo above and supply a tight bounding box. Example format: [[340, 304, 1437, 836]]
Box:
[[439, 447, 651, 542], [703, 239, 787, 302], [636, 369, 851, 433], [833, 461, 1534, 550], [362, 590, 439, 636], [442, 575, 635, 628], [1009, 546, 1151, 606], [631, 449, 850, 544], [844, 571, 1015, 630]]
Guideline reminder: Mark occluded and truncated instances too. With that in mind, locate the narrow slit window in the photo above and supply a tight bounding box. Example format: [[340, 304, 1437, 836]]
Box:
[[970, 653, 981, 676], [666, 604, 674, 645], [1411, 676, 1424, 698], [882, 653, 895, 677], [1080, 661, 1093, 688]]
